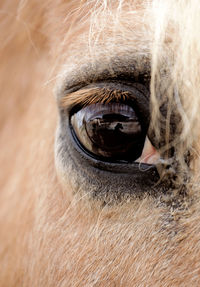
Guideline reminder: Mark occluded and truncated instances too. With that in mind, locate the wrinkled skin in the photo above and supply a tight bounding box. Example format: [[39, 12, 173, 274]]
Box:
[[1, 1, 200, 286]]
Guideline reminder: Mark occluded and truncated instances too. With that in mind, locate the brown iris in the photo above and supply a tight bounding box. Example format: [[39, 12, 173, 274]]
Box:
[[71, 102, 146, 162]]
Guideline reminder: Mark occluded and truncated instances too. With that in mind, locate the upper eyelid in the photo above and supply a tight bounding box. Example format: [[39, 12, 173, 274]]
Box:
[[55, 54, 151, 102]]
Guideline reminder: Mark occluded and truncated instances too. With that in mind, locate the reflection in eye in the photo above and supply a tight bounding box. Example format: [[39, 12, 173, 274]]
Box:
[[71, 102, 160, 163]]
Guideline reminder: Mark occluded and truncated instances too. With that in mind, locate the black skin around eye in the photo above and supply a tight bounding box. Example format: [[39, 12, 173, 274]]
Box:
[[71, 102, 146, 162]]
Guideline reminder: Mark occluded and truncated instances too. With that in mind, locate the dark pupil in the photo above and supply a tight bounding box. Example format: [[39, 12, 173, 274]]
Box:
[[71, 103, 146, 162]]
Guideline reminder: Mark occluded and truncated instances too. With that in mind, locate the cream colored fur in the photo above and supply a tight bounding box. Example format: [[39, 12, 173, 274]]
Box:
[[0, 1, 200, 286]]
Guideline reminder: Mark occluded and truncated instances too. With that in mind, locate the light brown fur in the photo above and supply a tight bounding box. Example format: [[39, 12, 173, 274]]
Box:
[[1, 0, 200, 286]]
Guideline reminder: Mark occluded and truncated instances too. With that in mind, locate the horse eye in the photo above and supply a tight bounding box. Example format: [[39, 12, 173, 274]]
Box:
[[70, 102, 153, 163]]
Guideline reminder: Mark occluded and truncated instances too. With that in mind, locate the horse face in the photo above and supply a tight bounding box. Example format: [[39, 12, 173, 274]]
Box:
[[1, 1, 200, 286]]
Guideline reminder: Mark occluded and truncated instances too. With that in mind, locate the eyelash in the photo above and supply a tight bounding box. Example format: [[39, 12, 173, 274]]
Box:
[[60, 80, 150, 109]]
